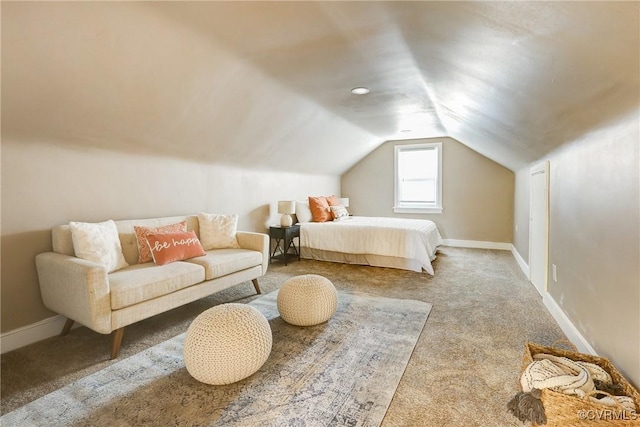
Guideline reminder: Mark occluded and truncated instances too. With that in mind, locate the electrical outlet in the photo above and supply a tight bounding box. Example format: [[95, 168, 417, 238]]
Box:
[[515, 224, 519, 232], [552, 264, 557, 282]]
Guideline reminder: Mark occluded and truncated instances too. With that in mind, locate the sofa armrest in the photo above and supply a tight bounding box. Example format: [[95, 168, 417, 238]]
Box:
[[35, 252, 113, 334], [236, 231, 269, 275]]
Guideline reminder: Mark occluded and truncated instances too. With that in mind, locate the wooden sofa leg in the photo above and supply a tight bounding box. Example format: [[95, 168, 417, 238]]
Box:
[[252, 278, 262, 294], [111, 328, 125, 360], [60, 318, 74, 336]]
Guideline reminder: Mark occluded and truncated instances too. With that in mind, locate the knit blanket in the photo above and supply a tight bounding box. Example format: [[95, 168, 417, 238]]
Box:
[[521, 353, 636, 412]]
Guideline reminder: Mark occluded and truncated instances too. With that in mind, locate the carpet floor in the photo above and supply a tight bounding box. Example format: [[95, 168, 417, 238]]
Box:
[[1, 247, 566, 426], [2, 291, 432, 426]]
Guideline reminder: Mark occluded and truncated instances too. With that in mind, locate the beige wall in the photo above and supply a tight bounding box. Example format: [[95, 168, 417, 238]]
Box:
[[342, 137, 514, 243], [513, 109, 640, 387], [1, 138, 339, 332]]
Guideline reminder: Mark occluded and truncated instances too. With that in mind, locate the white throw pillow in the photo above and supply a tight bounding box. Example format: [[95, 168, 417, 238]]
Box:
[[295, 200, 313, 223], [197, 213, 241, 250], [69, 220, 129, 273], [330, 204, 350, 221]]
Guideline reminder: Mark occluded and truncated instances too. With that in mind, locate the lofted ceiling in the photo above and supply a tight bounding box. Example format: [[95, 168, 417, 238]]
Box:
[[2, 1, 639, 174]]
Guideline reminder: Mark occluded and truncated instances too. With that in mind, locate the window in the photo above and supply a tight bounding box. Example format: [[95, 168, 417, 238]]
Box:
[[394, 142, 442, 214]]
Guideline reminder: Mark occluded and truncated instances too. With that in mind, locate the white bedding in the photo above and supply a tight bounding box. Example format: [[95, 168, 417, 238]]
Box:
[[300, 216, 443, 274]]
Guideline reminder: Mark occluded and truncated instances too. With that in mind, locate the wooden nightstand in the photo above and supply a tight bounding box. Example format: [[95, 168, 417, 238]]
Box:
[[269, 224, 300, 265]]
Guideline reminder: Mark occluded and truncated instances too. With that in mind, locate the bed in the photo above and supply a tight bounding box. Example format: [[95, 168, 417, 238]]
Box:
[[299, 216, 443, 275]]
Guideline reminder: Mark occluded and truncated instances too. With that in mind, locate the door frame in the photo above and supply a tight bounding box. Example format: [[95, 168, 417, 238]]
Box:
[[528, 161, 550, 296]]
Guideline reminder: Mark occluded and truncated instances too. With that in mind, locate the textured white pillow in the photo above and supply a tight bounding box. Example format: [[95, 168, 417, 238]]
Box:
[[69, 220, 129, 273], [295, 200, 313, 223], [197, 213, 241, 250], [330, 204, 350, 221]]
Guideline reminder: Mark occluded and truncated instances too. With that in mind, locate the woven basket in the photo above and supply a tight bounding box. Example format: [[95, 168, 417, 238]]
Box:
[[520, 341, 640, 426]]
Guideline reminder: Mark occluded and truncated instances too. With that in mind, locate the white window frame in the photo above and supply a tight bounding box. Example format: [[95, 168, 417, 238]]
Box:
[[393, 142, 443, 214]]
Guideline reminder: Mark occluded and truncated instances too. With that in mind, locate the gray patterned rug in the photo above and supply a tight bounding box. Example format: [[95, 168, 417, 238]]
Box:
[[1, 290, 432, 427]]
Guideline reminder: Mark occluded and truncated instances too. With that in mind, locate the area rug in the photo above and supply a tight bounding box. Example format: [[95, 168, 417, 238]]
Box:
[[1, 290, 432, 427]]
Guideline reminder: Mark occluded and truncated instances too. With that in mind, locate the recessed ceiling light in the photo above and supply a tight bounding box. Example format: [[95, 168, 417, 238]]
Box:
[[351, 87, 370, 95]]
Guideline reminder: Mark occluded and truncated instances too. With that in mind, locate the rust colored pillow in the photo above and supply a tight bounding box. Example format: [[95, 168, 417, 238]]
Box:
[[326, 195, 341, 206], [146, 231, 206, 266], [134, 221, 187, 263], [308, 196, 332, 222]]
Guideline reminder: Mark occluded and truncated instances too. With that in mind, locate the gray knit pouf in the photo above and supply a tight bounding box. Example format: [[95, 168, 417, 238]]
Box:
[[277, 274, 338, 326], [183, 303, 272, 385]]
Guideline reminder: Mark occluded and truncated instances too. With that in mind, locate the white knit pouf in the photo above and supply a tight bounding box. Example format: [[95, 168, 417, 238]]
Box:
[[277, 274, 338, 326], [183, 303, 272, 385]]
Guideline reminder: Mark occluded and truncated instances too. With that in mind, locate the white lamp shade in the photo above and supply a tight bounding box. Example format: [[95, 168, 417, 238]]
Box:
[[278, 201, 296, 227], [338, 198, 349, 208], [278, 201, 296, 215]]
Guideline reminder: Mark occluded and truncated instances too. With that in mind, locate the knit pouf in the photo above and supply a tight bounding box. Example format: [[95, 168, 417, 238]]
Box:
[[277, 274, 338, 326], [183, 303, 272, 385]]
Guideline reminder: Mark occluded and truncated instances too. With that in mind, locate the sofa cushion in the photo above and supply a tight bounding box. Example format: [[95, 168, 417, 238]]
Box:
[[184, 249, 262, 281], [109, 262, 205, 310]]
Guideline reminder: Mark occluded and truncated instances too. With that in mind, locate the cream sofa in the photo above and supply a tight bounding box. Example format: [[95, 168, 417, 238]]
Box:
[[35, 215, 269, 359]]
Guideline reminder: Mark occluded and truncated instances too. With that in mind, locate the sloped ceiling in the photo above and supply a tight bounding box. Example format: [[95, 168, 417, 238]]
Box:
[[2, 1, 638, 174]]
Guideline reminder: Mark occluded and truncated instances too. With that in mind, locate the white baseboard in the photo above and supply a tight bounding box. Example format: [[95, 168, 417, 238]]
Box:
[[0, 314, 80, 354], [441, 239, 511, 250], [542, 292, 597, 355], [508, 245, 595, 355], [510, 244, 530, 279]]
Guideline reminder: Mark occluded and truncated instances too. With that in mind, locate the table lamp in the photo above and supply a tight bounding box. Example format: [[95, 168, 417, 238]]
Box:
[[278, 201, 296, 227]]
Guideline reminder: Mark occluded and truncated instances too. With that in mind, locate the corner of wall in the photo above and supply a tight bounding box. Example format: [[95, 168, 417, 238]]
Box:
[[510, 244, 529, 279], [0, 314, 80, 354], [510, 244, 597, 357], [541, 293, 597, 356]]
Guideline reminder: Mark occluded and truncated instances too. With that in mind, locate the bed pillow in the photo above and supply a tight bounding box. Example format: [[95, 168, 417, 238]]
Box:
[[134, 221, 187, 264], [330, 204, 350, 221], [308, 196, 332, 222], [197, 212, 241, 250], [146, 231, 206, 266], [69, 220, 129, 273], [295, 200, 313, 223], [326, 195, 341, 206]]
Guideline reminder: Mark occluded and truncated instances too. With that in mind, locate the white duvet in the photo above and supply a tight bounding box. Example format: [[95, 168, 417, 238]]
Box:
[[300, 216, 443, 274]]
